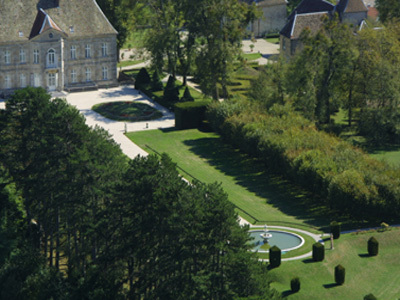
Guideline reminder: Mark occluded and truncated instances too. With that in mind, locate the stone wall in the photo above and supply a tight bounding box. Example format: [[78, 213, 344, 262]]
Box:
[[250, 2, 287, 37]]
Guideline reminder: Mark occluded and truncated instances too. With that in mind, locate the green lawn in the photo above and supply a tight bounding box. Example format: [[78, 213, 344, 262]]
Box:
[[117, 60, 145, 68], [242, 53, 262, 61], [127, 129, 340, 231], [269, 229, 400, 299]]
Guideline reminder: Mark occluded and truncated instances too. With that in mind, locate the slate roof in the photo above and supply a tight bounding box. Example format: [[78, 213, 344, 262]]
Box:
[[335, 0, 368, 14], [29, 8, 64, 39], [0, 0, 117, 43], [280, 11, 328, 39], [287, 0, 334, 20]]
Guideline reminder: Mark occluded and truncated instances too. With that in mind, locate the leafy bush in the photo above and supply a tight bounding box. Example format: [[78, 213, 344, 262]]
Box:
[[181, 86, 194, 102], [312, 242, 325, 261], [269, 246, 281, 268], [175, 101, 209, 130], [364, 294, 377, 300], [135, 67, 151, 91], [368, 237, 379, 256], [330, 221, 341, 239], [334, 264, 345, 285], [290, 277, 300, 293]]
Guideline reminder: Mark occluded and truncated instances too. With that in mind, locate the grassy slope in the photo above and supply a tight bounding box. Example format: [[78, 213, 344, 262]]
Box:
[[269, 229, 400, 299], [127, 129, 336, 231]]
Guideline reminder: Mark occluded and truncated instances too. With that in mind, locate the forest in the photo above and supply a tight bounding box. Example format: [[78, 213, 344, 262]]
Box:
[[0, 88, 279, 299]]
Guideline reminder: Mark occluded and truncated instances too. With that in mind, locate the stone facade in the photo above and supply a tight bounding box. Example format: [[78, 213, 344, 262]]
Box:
[[0, 0, 118, 97], [248, 0, 287, 36], [280, 0, 369, 57]]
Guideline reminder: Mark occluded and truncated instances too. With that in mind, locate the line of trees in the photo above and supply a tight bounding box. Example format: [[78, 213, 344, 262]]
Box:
[[251, 17, 400, 143], [115, 0, 260, 100], [206, 99, 400, 221], [0, 87, 279, 299]]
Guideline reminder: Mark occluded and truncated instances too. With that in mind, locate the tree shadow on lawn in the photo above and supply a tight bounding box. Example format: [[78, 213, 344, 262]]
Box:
[[183, 137, 339, 229], [323, 283, 339, 289]]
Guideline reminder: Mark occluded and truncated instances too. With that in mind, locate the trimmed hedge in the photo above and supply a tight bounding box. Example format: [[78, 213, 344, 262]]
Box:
[[269, 245, 281, 268], [334, 264, 345, 285], [312, 242, 325, 261], [364, 294, 377, 300], [368, 237, 379, 256], [330, 221, 341, 239], [206, 101, 400, 220], [290, 277, 300, 293], [175, 101, 209, 130]]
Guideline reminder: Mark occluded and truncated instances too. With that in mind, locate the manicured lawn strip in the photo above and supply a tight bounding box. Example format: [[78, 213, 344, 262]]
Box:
[[265, 37, 280, 44], [370, 148, 400, 166], [242, 53, 262, 60], [251, 227, 318, 259], [117, 60, 145, 68], [127, 129, 336, 232], [269, 229, 400, 299]]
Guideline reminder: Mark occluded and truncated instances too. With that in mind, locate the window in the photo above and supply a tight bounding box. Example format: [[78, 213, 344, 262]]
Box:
[[47, 49, 55, 66], [4, 50, 10, 64], [20, 74, 27, 88], [33, 49, 39, 64], [69, 26, 74, 33], [102, 67, 108, 80], [85, 44, 91, 58], [48, 73, 56, 87], [85, 67, 91, 82], [19, 49, 26, 63], [70, 45, 76, 60], [4, 75, 11, 89], [19, 31, 23, 37], [71, 69, 77, 83], [33, 74, 40, 87], [101, 43, 108, 57]]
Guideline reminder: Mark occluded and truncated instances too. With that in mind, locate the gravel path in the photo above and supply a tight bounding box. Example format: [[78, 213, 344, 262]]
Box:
[[65, 85, 174, 159]]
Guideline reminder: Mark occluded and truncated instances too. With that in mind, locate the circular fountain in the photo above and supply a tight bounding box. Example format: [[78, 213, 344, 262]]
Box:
[[249, 227, 305, 253], [260, 224, 272, 243]]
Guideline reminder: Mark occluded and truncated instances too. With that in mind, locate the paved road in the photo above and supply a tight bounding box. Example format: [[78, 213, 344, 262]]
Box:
[[65, 85, 174, 159]]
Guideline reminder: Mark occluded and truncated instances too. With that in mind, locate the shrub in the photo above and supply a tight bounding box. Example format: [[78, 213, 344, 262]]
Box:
[[151, 69, 163, 91], [163, 75, 179, 103], [368, 237, 379, 256], [312, 242, 325, 262], [135, 67, 151, 91], [290, 277, 300, 293], [180, 86, 194, 102], [330, 221, 341, 239], [364, 294, 377, 300], [269, 245, 281, 268], [175, 101, 209, 130], [334, 264, 345, 285]]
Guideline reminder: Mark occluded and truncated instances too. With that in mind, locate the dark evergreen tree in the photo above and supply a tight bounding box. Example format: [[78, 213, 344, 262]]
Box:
[[163, 75, 179, 103], [151, 69, 163, 91], [180, 86, 194, 102]]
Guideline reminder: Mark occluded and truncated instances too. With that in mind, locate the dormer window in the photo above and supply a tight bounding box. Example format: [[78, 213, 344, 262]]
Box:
[[19, 31, 23, 37]]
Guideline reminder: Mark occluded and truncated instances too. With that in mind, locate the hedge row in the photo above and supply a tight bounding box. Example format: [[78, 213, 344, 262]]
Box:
[[206, 101, 400, 219], [175, 101, 209, 130]]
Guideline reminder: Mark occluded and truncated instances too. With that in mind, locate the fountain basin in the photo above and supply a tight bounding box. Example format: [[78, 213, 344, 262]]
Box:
[[249, 230, 305, 253]]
